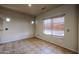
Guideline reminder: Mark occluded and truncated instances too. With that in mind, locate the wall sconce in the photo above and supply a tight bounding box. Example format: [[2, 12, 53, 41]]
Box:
[[31, 21, 34, 24], [6, 18, 11, 22]]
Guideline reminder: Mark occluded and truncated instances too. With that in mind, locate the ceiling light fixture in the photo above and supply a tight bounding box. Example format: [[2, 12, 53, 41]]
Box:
[[28, 4, 32, 7]]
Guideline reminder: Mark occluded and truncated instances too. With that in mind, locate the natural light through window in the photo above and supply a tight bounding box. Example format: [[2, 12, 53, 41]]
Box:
[[43, 16, 64, 37], [43, 19, 52, 35]]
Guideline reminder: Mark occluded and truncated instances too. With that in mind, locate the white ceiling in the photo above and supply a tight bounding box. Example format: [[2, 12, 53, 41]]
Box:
[[1, 4, 62, 16]]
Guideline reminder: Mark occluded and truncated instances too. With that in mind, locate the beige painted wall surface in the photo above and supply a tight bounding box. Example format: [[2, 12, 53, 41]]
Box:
[[0, 7, 34, 43], [77, 5, 79, 53], [35, 5, 77, 52], [0, 17, 3, 41]]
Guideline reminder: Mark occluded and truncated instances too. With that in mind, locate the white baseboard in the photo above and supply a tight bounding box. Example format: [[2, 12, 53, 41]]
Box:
[[0, 33, 34, 44], [35, 35, 78, 53]]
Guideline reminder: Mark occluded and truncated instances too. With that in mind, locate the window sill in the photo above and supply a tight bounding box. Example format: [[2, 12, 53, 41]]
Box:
[[53, 35, 64, 39], [43, 33, 64, 39]]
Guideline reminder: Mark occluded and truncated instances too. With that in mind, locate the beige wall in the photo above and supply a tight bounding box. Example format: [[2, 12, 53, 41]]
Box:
[[0, 7, 34, 43], [35, 5, 78, 52], [78, 5, 79, 53], [0, 17, 3, 41]]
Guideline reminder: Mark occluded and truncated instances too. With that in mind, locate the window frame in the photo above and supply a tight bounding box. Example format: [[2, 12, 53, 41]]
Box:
[[43, 14, 65, 38]]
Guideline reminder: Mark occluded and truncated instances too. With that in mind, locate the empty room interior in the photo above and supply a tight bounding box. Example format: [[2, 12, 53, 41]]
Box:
[[0, 4, 79, 54]]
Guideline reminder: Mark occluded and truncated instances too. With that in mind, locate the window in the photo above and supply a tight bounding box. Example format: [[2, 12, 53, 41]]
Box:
[[43, 16, 64, 37]]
